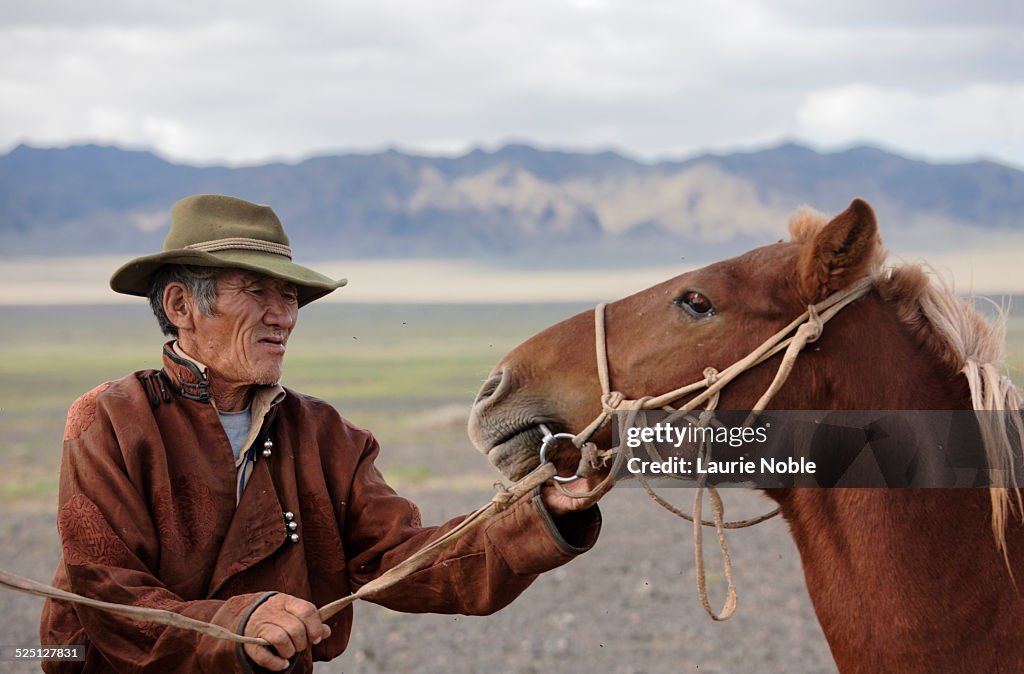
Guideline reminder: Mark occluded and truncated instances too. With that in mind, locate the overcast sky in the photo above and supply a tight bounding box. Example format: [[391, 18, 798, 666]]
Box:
[[2, 0, 1021, 167]]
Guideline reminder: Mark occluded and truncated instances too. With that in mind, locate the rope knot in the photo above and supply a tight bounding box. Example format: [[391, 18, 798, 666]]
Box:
[[703, 367, 719, 387], [578, 441, 611, 476], [601, 391, 626, 412], [804, 305, 823, 343], [491, 482, 514, 510]]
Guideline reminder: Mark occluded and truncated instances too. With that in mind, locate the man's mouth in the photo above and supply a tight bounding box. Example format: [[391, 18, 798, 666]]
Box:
[[258, 334, 288, 351]]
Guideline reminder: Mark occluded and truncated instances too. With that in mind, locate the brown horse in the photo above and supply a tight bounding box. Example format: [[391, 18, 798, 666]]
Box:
[[468, 199, 1024, 673]]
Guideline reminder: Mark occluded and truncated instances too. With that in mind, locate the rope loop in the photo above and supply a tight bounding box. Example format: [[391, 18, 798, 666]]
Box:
[[694, 486, 738, 621]]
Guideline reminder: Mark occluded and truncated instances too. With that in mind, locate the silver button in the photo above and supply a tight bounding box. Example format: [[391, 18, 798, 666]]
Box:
[[289, 533, 300, 544]]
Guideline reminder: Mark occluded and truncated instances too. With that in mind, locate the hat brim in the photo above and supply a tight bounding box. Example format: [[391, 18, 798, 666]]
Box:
[[110, 249, 347, 307]]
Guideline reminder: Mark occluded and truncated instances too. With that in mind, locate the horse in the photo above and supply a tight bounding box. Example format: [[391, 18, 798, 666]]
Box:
[[467, 198, 1024, 673]]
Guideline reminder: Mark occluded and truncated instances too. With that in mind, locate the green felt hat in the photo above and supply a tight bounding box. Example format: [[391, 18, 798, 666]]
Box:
[[110, 194, 347, 307]]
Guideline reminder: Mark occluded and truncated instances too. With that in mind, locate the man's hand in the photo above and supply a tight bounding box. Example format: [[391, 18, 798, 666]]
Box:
[[540, 472, 611, 516], [243, 594, 331, 671]]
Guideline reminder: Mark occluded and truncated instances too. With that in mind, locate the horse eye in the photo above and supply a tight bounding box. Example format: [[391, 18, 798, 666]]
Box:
[[675, 291, 716, 317]]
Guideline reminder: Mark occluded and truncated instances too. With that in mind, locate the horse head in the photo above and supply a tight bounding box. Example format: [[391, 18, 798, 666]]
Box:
[[470, 198, 993, 481]]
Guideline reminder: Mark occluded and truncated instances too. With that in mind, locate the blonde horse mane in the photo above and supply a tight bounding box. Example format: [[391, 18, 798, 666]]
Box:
[[917, 280, 1024, 553], [791, 207, 1024, 551]]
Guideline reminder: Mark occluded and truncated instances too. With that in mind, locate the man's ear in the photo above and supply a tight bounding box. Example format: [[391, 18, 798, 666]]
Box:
[[163, 282, 197, 332]]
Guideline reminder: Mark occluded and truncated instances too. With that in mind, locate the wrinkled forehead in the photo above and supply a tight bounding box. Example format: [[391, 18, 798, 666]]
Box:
[[218, 269, 298, 292]]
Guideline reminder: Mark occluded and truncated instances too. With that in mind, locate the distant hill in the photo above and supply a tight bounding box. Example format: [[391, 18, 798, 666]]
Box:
[[1, 141, 1021, 265]]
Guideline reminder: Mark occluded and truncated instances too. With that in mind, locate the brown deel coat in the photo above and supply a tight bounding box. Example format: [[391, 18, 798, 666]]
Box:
[[40, 349, 600, 673]]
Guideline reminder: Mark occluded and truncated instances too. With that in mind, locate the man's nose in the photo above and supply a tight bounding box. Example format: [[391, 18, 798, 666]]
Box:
[[263, 293, 297, 329]]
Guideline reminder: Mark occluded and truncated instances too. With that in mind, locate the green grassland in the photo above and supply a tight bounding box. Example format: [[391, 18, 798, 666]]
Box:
[[0, 303, 591, 504], [2, 301, 1022, 506]]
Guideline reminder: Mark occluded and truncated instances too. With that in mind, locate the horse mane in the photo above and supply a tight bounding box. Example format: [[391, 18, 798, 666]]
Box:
[[790, 207, 1024, 551]]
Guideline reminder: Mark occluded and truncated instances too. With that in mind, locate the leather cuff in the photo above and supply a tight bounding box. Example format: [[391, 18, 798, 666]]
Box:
[[235, 592, 299, 674]]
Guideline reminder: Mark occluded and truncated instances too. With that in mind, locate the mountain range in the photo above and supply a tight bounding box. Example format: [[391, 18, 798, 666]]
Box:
[[1, 141, 1021, 265]]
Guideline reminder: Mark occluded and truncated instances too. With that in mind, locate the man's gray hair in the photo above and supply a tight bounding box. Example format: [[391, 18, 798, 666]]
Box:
[[148, 265, 221, 337]]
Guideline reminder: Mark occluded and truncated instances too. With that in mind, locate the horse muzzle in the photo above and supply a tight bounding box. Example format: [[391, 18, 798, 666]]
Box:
[[468, 368, 566, 480]]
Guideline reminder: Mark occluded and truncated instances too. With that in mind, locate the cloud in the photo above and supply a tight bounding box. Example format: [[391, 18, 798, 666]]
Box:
[[795, 83, 1024, 164], [0, 1, 1021, 166]]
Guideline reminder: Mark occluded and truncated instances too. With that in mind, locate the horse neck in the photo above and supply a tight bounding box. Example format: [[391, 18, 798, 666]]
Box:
[[770, 488, 1024, 672], [759, 296, 1024, 670]]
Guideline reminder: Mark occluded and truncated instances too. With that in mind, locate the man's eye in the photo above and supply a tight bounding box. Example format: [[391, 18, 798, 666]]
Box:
[[674, 291, 715, 317]]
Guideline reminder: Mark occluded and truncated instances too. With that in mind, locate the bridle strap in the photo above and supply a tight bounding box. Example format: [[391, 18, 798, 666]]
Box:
[[595, 300, 613, 395]]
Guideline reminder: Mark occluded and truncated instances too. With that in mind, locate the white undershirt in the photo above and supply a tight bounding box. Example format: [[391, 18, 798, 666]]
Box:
[[218, 405, 253, 461]]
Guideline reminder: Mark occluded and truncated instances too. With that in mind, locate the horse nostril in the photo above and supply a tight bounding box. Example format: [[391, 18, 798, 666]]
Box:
[[475, 371, 505, 405]]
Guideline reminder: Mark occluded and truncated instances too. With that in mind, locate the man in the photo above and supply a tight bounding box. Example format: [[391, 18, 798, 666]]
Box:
[[39, 195, 603, 673]]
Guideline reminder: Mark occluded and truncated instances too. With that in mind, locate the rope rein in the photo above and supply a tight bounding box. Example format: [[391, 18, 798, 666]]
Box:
[[0, 277, 874, 643]]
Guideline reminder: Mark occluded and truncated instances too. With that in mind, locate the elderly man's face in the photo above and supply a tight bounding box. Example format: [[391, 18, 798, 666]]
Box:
[[188, 270, 299, 388]]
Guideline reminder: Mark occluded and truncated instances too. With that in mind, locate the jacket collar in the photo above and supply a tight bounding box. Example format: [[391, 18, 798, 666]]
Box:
[[160, 341, 285, 408], [162, 341, 211, 402]]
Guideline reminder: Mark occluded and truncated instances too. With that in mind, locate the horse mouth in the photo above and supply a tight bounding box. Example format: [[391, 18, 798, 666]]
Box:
[[475, 423, 552, 481], [467, 367, 577, 480]]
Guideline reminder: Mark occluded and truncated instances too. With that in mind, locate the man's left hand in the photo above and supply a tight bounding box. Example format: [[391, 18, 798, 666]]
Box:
[[540, 473, 610, 516]]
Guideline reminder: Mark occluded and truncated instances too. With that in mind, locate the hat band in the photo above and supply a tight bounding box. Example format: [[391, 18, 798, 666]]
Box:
[[185, 237, 292, 259]]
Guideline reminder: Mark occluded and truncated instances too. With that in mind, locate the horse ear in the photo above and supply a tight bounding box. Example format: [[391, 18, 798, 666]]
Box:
[[799, 198, 880, 302]]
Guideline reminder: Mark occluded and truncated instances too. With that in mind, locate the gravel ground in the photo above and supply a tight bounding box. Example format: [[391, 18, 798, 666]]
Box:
[[332, 487, 836, 674], [0, 485, 836, 674], [0, 507, 66, 674]]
